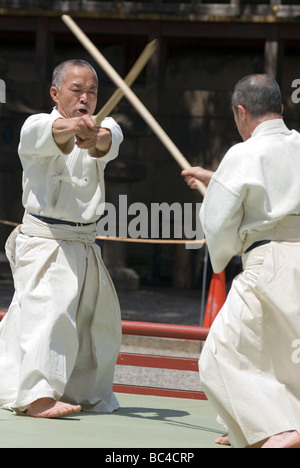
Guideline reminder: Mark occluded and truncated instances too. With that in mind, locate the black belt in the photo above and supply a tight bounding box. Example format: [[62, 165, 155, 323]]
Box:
[[30, 214, 96, 227], [244, 240, 271, 254]]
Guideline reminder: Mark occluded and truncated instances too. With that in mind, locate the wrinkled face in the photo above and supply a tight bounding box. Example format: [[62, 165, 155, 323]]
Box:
[[50, 65, 98, 119]]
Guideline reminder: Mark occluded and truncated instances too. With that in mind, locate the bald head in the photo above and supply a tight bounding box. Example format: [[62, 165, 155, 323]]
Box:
[[232, 74, 282, 118]]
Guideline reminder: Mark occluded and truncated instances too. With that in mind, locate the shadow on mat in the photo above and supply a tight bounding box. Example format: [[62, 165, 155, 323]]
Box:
[[51, 408, 222, 435], [114, 406, 222, 434], [116, 406, 189, 420], [73, 406, 189, 421]]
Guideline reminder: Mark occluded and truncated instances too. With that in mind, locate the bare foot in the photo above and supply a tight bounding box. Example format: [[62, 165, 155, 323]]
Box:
[[26, 398, 81, 419], [215, 433, 231, 446], [262, 431, 300, 448]]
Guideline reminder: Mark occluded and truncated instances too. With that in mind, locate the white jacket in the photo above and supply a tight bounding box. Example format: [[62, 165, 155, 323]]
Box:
[[200, 119, 300, 272], [18, 108, 123, 223]]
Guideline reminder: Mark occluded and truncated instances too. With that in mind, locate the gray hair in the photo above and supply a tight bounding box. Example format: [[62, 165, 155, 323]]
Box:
[[232, 74, 282, 117], [52, 59, 98, 90]]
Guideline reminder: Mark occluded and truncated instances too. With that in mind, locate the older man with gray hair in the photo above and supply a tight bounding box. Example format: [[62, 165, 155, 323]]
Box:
[[0, 59, 123, 418], [183, 74, 300, 448]]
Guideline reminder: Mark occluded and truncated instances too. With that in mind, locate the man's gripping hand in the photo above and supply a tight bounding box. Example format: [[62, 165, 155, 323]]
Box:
[[74, 114, 99, 149], [52, 115, 112, 157]]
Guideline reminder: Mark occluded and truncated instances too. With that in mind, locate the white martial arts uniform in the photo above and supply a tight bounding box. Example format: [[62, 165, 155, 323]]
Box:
[[0, 108, 123, 413], [199, 119, 300, 447]]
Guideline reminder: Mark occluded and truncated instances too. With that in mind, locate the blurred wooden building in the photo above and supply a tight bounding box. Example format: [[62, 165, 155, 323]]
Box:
[[0, 1, 300, 288]]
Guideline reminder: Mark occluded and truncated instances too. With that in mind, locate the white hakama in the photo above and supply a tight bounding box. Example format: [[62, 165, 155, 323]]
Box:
[[0, 214, 122, 413], [200, 237, 300, 447]]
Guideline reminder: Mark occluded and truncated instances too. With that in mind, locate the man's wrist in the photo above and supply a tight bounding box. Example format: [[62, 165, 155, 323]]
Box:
[[95, 127, 112, 152], [52, 117, 77, 152]]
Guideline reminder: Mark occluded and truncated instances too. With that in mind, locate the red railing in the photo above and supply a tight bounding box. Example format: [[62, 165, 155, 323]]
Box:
[[121, 320, 208, 341], [116, 320, 208, 400], [0, 311, 209, 400]]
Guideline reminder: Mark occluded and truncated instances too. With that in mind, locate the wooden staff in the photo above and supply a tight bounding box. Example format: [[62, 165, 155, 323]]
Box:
[[96, 235, 205, 245], [0, 218, 205, 246], [61, 14, 207, 196], [93, 39, 157, 126]]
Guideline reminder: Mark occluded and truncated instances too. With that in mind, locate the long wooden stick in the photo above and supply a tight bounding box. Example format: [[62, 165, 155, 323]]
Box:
[[93, 39, 157, 126], [61, 15, 206, 196], [0, 218, 205, 245], [96, 235, 205, 245]]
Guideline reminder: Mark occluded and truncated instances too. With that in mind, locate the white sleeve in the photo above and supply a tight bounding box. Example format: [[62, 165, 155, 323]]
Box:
[[200, 173, 244, 274], [19, 113, 123, 162], [92, 116, 124, 163], [18, 112, 63, 158]]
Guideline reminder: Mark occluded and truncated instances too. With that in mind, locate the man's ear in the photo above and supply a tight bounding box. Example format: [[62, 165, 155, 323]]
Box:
[[237, 104, 247, 120], [50, 86, 59, 104]]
